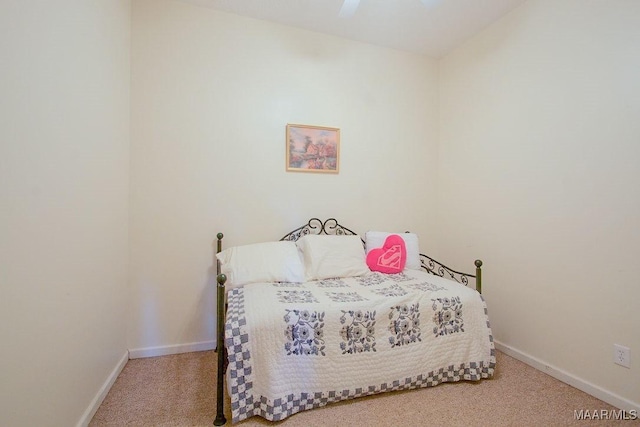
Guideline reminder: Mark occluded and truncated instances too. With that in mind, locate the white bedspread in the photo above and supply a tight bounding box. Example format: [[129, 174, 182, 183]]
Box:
[[224, 269, 495, 423]]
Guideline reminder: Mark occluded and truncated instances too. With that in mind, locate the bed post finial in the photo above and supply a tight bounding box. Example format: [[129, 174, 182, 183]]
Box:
[[216, 233, 224, 276], [216, 233, 224, 254], [475, 260, 483, 294]]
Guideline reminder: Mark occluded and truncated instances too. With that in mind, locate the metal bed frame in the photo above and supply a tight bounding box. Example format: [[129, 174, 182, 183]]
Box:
[[213, 218, 483, 425]]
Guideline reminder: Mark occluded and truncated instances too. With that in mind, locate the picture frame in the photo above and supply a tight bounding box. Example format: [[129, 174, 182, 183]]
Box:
[[286, 124, 340, 173]]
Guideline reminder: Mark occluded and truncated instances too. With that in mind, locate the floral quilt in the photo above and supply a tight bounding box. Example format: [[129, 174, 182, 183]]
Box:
[[224, 269, 495, 423]]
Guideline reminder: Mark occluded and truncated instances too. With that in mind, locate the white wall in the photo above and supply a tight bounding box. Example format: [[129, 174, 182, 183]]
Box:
[[0, 1, 131, 426], [129, 0, 439, 353], [438, 0, 640, 408], [5, 0, 635, 422]]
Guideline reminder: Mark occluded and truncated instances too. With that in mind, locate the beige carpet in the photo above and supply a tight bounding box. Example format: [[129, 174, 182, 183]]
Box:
[[90, 350, 637, 426]]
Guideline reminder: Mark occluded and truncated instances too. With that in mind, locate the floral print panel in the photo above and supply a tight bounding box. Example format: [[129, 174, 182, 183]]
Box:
[[284, 309, 326, 356], [388, 303, 421, 348], [277, 290, 319, 304], [431, 296, 464, 337], [340, 310, 376, 354]]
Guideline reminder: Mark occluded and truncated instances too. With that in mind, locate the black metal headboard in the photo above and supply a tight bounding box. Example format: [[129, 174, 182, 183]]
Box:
[[280, 218, 360, 241], [276, 217, 482, 292]]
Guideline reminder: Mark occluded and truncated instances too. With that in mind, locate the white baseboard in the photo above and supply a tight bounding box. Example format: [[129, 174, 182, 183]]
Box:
[[495, 341, 640, 413], [128, 340, 216, 359], [76, 350, 129, 427]]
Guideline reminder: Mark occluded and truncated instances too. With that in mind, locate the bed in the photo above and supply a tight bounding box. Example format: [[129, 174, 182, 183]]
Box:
[[213, 218, 495, 425]]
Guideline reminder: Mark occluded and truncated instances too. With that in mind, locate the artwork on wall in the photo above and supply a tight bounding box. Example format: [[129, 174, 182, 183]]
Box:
[[286, 124, 340, 173]]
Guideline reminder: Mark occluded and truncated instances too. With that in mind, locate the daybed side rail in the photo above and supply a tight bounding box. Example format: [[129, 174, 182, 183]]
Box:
[[214, 232, 227, 426], [420, 254, 483, 293]]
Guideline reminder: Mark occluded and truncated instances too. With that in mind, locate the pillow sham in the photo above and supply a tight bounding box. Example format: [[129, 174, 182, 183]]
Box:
[[365, 231, 421, 270], [215, 241, 305, 288], [366, 234, 407, 274], [296, 234, 369, 281]]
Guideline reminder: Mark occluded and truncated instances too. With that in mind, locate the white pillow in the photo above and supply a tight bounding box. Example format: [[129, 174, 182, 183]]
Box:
[[215, 241, 305, 288], [296, 235, 369, 280], [365, 231, 421, 271]]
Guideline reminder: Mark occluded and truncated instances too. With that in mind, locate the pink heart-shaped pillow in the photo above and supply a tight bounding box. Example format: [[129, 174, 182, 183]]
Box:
[[366, 234, 407, 274]]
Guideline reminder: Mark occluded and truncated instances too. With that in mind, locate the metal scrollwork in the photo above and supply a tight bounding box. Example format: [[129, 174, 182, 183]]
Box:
[[420, 254, 474, 288], [280, 218, 359, 242]]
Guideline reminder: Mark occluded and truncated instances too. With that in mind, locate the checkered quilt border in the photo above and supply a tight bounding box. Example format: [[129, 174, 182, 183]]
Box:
[[225, 289, 496, 423]]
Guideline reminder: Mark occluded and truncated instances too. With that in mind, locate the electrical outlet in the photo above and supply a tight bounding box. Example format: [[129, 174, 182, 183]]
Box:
[[614, 344, 630, 368]]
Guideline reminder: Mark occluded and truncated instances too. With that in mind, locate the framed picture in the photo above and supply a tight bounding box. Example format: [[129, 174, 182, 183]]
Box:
[[286, 124, 340, 173]]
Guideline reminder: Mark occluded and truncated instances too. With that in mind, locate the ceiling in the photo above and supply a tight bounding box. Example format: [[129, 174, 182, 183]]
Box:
[[174, 0, 527, 57]]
